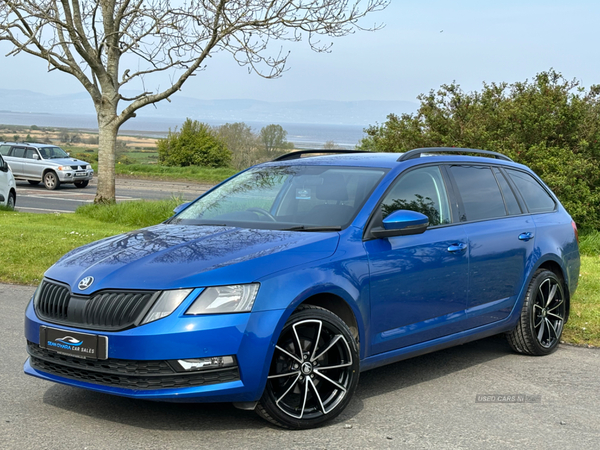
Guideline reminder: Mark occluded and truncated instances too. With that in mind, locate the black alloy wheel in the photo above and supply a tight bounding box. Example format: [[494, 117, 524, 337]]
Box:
[[257, 305, 359, 429], [507, 269, 566, 355]]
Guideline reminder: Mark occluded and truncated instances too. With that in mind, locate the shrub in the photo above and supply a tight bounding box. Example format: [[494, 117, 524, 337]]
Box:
[[157, 118, 231, 168]]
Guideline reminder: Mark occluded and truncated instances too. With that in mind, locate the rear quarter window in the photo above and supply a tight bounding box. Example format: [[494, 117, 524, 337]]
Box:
[[0, 145, 11, 156], [506, 169, 556, 213]]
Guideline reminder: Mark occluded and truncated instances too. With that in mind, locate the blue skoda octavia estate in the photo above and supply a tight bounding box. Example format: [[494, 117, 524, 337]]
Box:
[[24, 148, 580, 429]]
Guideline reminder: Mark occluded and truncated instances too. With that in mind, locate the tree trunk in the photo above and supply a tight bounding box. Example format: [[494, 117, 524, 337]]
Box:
[[95, 107, 119, 203]]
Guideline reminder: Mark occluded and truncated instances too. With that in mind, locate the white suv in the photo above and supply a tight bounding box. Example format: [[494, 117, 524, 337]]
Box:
[[0, 154, 16, 209], [0, 142, 94, 190]]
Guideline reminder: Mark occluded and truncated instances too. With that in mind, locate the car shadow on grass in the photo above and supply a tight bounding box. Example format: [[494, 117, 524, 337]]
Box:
[[41, 334, 513, 431]]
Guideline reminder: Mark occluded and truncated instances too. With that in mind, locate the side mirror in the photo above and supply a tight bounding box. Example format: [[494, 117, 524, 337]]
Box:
[[173, 202, 191, 215], [0, 162, 7, 172], [371, 210, 429, 238], [33, 154, 39, 160]]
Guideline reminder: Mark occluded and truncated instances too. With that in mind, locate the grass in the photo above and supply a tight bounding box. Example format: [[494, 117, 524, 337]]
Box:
[[75, 197, 181, 228], [91, 163, 238, 184], [563, 255, 600, 346], [0, 210, 136, 285], [1, 204, 599, 347]]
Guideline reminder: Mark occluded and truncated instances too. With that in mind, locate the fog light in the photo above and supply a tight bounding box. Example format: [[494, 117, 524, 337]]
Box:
[[177, 356, 235, 371]]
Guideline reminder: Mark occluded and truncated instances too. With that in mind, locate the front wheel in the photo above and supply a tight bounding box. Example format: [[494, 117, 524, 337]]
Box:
[[6, 192, 15, 210], [74, 180, 89, 188], [506, 269, 566, 355], [256, 305, 359, 429], [43, 172, 60, 190]]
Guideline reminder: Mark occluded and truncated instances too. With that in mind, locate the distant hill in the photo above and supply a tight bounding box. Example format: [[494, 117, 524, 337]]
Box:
[[0, 89, 416, 127]]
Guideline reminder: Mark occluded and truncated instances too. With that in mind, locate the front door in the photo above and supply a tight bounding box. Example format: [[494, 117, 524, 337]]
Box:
[[365, 165, 469, 355]]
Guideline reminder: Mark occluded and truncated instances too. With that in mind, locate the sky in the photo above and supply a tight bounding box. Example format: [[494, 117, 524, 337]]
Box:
[[1, 0, 600, 104]]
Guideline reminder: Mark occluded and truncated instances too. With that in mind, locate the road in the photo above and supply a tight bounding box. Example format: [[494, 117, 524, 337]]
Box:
[[14, 177, 214, 213], [1, 284, 599, 449]]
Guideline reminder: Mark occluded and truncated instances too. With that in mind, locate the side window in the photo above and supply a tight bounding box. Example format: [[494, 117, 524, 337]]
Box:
[[11, 147, 25, 158], [506, 169, 556, 213], [492, 168, 522, 215], [380, 166, 451, 226], [0, 145, 11, 156], [450, 165, 507, 221]]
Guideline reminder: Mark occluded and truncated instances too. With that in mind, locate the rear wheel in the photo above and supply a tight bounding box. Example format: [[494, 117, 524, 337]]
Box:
[[28, 180, 40, 186], [507, 269, 566, 355], [256, 306, 359, 429], [74, 180, 89, 188], [43, 172, 60, 190]]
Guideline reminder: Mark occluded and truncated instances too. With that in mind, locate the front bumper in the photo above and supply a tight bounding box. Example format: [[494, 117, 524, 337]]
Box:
[[24, 299, 283, 402], [57, 169, 94, 183]]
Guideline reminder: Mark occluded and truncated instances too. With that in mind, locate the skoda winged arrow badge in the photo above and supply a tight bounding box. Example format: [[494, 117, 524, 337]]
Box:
[[78, 276, 94, 290]]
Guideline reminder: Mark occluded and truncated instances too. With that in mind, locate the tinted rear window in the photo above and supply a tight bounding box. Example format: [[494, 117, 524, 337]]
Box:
[[506, 169, 555, 213], [450, 165, 507, 221], [0, 145, 10, 156]]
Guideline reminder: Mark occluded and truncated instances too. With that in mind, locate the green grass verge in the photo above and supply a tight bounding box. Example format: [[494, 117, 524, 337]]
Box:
[[91, 163, 238, 184], [75, 197, 181, 228], [563, 255, 600, 346], [1, 205, 599, 346], [0, 211, 136, 285]]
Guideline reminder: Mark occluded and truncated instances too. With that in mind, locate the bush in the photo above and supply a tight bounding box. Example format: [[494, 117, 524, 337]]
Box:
[[157, 118, 231, 168], [359, 70, 600, 229]]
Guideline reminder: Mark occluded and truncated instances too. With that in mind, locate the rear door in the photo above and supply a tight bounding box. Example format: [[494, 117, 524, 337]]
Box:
[[365, 165, 469, 355], [3, 146, 26, 177], [447, 165, 535, 328]]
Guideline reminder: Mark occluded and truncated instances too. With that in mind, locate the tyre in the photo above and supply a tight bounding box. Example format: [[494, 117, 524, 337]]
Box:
[[43, 172, 60, 190], [6, 192, 15, 210], [256, 305, 359, 429], [506, 269, 566, 355], [74, 180, 89, 188], [28, 180, 40, 186]]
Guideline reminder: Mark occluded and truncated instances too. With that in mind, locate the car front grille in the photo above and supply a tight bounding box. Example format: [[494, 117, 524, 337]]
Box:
[[27, 342, 240, 390], [35, 279, 158, 331]]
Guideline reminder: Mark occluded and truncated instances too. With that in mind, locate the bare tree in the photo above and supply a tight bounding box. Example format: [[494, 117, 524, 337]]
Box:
[[0, 1, 388, 203]]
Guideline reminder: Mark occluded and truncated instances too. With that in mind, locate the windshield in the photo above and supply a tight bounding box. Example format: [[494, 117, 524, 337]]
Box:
[[170, 165, 387, 230], [38, 146, 69, 159]]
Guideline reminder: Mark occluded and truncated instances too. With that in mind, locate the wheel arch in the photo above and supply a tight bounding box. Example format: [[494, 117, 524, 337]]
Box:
[[299, 293, 360, 349]]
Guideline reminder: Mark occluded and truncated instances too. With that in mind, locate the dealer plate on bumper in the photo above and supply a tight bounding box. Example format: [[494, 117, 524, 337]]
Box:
[[39, 326, 108, 360]]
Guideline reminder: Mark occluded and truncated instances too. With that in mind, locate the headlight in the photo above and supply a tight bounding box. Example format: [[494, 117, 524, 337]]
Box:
[[141, 289, 193, 325], [56, 166, 69, 171], [185, 284, 259, 315], [86, 165, 92, 170]]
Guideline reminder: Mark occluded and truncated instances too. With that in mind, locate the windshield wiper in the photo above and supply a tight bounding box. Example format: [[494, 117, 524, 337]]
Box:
[[281, 225, 342, 232]]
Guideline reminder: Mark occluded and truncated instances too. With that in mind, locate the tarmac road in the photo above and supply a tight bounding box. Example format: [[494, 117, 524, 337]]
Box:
[[1, 283, 599, 449], [13, 177, 213, 214]]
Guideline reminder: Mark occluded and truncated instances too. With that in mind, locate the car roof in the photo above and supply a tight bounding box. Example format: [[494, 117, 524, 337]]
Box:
[[262, 148, 522, 170], [0, 142, 58, 148]]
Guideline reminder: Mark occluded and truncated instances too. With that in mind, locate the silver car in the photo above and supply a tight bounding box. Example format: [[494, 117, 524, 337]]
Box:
[[0, 142, 94, 190]]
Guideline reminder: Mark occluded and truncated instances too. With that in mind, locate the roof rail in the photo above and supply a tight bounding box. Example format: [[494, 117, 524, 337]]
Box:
[[398, 147, 513, 162], [272, 149, 369, 162]]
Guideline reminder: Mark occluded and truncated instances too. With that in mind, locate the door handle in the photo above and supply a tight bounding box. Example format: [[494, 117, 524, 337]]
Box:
[[447, 243, 468, 253], [518, 232, 534, 242]]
